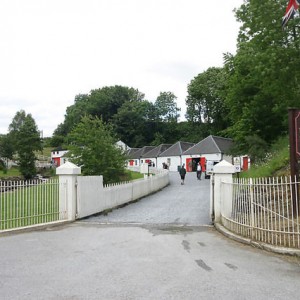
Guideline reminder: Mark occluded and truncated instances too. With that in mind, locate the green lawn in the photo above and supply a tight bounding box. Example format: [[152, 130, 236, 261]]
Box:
[[0, 167, 145, 230], [0, 167, 21, 179], [0, 180, 60, 230], [118, 170, 144, 182], [35, 147, 52, 159]]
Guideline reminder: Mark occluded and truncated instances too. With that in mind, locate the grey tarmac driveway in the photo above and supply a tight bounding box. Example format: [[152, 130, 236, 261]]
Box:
[[1, 172, 300, 300], [82, 171, 211, 226]]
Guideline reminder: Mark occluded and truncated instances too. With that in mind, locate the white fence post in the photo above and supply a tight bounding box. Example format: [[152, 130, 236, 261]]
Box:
[[211, 160, 235, 223], [56, 162, 81, 221]]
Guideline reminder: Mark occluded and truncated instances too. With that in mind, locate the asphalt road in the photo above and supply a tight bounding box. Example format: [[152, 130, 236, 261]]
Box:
[[1, 172, 300, 300], [83, 171, 211, 226]]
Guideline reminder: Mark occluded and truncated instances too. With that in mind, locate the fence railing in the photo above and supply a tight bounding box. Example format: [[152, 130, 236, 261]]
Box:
[[0, 178, 67, 230], [221, 176, 300, 249], [0, 164, 170, 231]]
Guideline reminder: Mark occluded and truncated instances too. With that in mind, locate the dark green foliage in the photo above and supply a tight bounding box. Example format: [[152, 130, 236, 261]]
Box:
[[0, 134, 14, 162], [239, 135, 290, 178], [154, 91, 180, 122], [186, 67, 229, 133], [42, 137, 52, 148], [8, 110, 42, 180], [0, 159, 6, 173], [53, 86, 145, 143], [67, 115, 127, 184], [112, 101, 156, 147], [224, 0, 300, 154], [51, 85, 185, 148]]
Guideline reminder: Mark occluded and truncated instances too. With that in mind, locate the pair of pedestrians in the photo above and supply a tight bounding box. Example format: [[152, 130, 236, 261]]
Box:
[[179, 163, 202, 185]]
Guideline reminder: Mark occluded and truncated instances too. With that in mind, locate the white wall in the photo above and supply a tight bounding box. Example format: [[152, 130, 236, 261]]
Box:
[[223, 154, 233, 164], [141, 157, 157, 167], [75, 169, 169, 219], [203, 153, 222, 161], [77, 176, 104, 217], [157, 156, 182, 172], [51, 150, 69, 159], [127, 159, 139, 167]]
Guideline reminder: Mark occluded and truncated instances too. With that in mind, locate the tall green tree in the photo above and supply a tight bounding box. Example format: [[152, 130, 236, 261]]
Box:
[[0, 134, 14, 173], [8, 110, 42, 179], [87, 86, 145, 122], [67, 115, 126, 183], [52, 86, 145, 146], [186, 67, 229, 135], [224, 0, 300, 153], [113, 100, 156, 147], [154, 91, 180, 122]]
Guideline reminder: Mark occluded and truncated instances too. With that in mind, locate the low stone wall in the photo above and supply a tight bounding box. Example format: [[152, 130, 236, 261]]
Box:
[[56, 162, 170, 220]]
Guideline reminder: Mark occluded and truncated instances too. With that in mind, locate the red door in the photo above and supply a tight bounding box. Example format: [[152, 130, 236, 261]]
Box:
[[200, 157, 206, 172], [243, 156, 249, 171], [53, 157, 60, 167], [186, 158, 193, 172]]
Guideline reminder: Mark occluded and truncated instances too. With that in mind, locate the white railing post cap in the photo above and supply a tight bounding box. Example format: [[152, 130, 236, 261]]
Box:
[[213, 160, 235, 174], [56, 161, 81, 175]]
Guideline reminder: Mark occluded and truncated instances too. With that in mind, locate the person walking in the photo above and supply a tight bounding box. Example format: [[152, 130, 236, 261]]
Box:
[[196, 162, 202, 180], [179, 164, 187, 185]]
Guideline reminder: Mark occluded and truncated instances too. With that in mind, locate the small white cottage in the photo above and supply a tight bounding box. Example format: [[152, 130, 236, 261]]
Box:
[[181, 135, 233, 172], [157, 141, 194, 172]]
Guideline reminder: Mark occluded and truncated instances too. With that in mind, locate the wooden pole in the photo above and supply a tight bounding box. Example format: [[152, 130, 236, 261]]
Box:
[[288, 108, 300, 215]]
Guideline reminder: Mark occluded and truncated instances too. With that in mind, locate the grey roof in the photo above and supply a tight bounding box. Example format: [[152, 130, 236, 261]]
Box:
[[126, 148, 141, 159], [182, 135, 233, 155], [141, 144, 172, 158], [159, 141, 194, 157], [129, 146, 156, 159]]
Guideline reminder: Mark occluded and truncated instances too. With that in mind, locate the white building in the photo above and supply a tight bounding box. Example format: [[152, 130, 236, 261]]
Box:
[[157, 141, 194, 172], [181, 135, 233, 172], [51, 149, 69, 167], [140, 144, 172, 168]]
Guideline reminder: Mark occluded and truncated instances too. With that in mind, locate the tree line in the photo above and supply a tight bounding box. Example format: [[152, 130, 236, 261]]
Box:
[[1, 0, 299, 179], [187, 0, 300, 159]]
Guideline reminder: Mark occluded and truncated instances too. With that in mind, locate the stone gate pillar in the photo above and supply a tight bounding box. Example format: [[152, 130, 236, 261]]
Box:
[[56, 161, 81, 221], [210, 160, 235, 224]]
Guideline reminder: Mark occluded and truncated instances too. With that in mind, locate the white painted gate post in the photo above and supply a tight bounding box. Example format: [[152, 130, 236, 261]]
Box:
[[56, 162, 81, 221], [210, 160, 235, 224]]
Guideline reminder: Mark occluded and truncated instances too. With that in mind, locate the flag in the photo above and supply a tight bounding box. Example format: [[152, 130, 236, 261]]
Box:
[[282, 0, 300, 28]]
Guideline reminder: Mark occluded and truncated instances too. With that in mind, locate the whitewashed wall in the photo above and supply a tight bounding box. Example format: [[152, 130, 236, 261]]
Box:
[[141, 157, 157, 167], [157, 156, 182, 172], [77, 176, 104, 217], [223, 154, 233, 164], [76, 169, 169, 219], [127, 159, 139, 167]]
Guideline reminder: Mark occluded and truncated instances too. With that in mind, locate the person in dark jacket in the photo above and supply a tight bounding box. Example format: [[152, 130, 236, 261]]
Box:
[[179, 164, 187, 185]]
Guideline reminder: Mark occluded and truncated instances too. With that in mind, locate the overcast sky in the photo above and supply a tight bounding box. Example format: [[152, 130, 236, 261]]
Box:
[[0, 0, 243, 137]]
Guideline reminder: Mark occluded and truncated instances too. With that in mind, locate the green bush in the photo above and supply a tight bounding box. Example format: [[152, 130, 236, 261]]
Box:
[[240, 136, 289, 178]]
